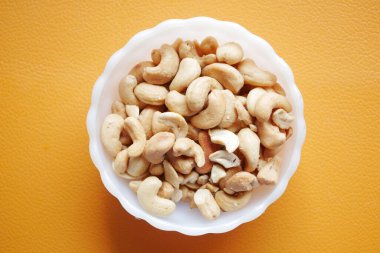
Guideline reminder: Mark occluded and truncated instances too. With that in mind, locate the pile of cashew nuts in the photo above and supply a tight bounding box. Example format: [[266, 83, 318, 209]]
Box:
[[101, 37, 294, 220]]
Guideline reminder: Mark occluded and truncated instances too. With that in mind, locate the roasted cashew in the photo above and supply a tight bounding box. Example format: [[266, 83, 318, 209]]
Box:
[[186, 76, 223, 112], [237, 128, 260, 172], [119, 75, 145, 107], [143, 132, 175, 164], [166, 150, 195, 175], [225, 172, 259, 192], [190, 89, 226, 129], [179, 40, 217, 67], [139, 106, 159, 139], [215, 191, 252, 212], [111, 101, 126, 118], [196, 130, 219, 174], [169, 58, 201, 92], [257, 157, 281, 185], [209, 129, 239, 153], [165, 91, 197, 117], [246, 88, 267, 117], [125, 105, 139, 119], [237, 58, 277, 87], [128, 61, 155, 83], [210, 164, 226, 184], [127, 156, 150, 177], [172, 137, 205, 167], [202, 63, 244, 94], [257, 120, 286, 149], [143, 44, 179, 85], [216, 42, 244, 65], [200, 36, 219, 55], [157, 112, 189, 138], [194, 189, 220, 220], [272, 109, 294, 129], [137, 176, 176, 216], [235, 99, 253, 125], [219, 89, 238, 128], [163, 160, 180, 189], [123, 117, 146, 157], [134, 83, 168, 106], [149, 163, 164, 176], [101, 114, 124, 157], [255, 92, 292, 122], [209, 150, 241, 168]]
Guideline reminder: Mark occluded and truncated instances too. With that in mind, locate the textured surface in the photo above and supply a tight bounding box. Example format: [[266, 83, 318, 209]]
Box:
[[0, 0, 379, 252]]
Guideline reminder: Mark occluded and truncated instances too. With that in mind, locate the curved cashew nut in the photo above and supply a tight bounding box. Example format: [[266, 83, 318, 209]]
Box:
[[172, 137, 205, 167], [127, 156, 150, 177], [157, 112, 189, 138], [128, 61, 155, 83], [209, 129, 239, 153], [215, 191, 252, 212], [190, 89, 226, 129], [196, 131, 219, 174], [186, 76, 223, 112], [255, 91, 292, 122], [179, 40, 217, 67], [137, 176, 176, 216], [151, 39, 184, 65], [257, 157, 281, 185], [143, 132, 175, 164], [202, 63, 244, 94], [123, 117, 146, 157], [237, 58, 277, 87], [194, 189, 220, 220], [163, 160, 180, 189], [111, 101, 127, 118], [112, 149, 129, 174], [101, 114, 124, 157], [235, 99, 253, 125], [237, 128, 260, 172], [272, 109, 294, 129], [119, 75, 145, 107], [169, 58, 201, 92], [246, 88, 267, 117], [134, 83, 168, 106], [209, 150, 241, 168], [200, 36, 219, 55], [143, 44, 179, 85], [225, 171, 259, 192], [257, 120, 286, 149], [165, 91, 197, 117], [219, 89, 238, 128], [216, 42, 244, 65], [138, 106, 159, 139], [151, 111, 171, 134]]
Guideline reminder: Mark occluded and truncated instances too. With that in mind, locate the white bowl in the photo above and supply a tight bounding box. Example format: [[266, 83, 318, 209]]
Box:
[[87, 17, 306, 236]]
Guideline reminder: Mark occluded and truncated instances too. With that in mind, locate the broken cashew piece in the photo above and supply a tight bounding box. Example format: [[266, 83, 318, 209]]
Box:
[[134, 83, 168, 106], [272, 109, 294, 129], [101, 114, 124, 157], [215, 191, 253, 212], [257, 120, 286, 149], [123, 117, 146, 157], [210, 164, 227, 184], [219, 89, 238, 128], [179, 40, 217, 67], [165, 91, 197, 117], [216, 42, 244, 65], [255, 92, 292, 122], [209, 129, 239, 153], [143, 132, 175, 164], [237, 128, 260, 172], [172, 137, 205, 167], [157, 112, 189, 138], [119, 75, 145, 107], [111, 101, 127, 118], [209, 150, 241, 168], [143, 44, 179, 85], [127, 156, 150, 177], [200, 36, 219, 55], [235, 99, 253, 125], [139, 106, 158, 139], [128, 61, 155, 83], [169, 58, 201, 92], [163, 160, 180, 189], [225, 171, 259, 192], [237, 58, 277, 87], [194, 189, 220, 220], [137, 176, 176, 216], [246, 88, 267, 117], [257, 157, 281, 185], [190, 89, 226, 129], [202, 63, 244, 94]]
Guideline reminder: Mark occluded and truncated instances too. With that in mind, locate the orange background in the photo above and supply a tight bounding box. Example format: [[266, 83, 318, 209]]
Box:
[[1, 1, 379, 252]]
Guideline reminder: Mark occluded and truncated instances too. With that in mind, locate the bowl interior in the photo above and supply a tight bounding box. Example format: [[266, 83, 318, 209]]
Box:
[[89, 18, 304, 234]]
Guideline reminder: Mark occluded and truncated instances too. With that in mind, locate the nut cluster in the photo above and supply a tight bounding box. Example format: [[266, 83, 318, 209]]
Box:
[[101, 37, 294, 220]]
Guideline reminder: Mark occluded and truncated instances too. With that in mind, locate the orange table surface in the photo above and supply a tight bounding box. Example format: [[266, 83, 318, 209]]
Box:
[[1, 1, 379, 252]]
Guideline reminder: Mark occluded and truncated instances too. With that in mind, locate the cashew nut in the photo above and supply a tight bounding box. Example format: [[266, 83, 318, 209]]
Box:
[[187, 123, 199, 141], [202, 63, 244, 94], [143, 132, 175, 164], [196, 131, 219, 174], [169, 58, 201, 92], [200, 36, 219, 55], [157, 112, 189, 138], [257, 120, 286, 149], [149, 163, 164, 176], [119, 75, 145, 107], [197, 175, 209, 185], [237, 58, 277, 87], [128, 61, 155, 83], [237, 128, 260, 172], [125, 156, 149, 177], [255, 92, 292, 122], [186, 77, 223, 112], [216, 42, 244, 65], [125, 105, 139, 119], [219, 89, 238, 128], [101, 114, 124, 157], [210, 164, 227, 184], [129, 180, 142, 193], [157, 181, 175, 199], [194, 189, 220, 220], [112, 149, 129, 174], [183, 171, 199, 184], [225, 172, 259, 192], [219, 166, 242, 189], [172, 137, 205, 167], [235, 99, 253, 125], [166, 150, 195, 175], [163, 160, 180, 189], [215, 191, 252, 212], [123, 117, 146, 157], [246, 88, 267, 117], [134, 83, 168, 106], [257, 157, 281, 185], [151, 111, 171, 134], [165, 91, 197, 117], [190, 89, 226, 129], [209, 150, 241, 168], [209, 129, 239, 153], [138, 106, 159, 139], [111, 101, 126, 118], [272, 109, 294, 129], [143, 44, 179, 85], [179, 40, 217, 67], [137, 176, 176, 216]]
